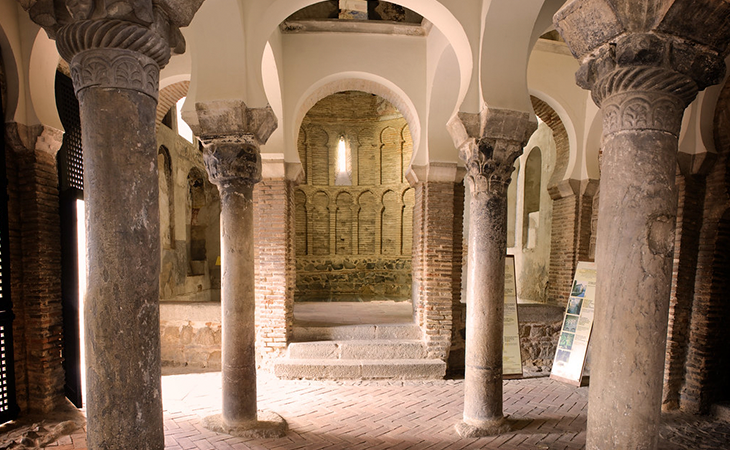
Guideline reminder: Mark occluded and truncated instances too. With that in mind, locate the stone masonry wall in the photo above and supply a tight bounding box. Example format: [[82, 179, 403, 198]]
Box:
[[295, 91, 413, 301], [160, 302, 221, 371], [254, 179, 295, 367]]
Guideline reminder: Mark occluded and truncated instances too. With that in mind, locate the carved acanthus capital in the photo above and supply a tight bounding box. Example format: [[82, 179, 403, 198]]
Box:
[[203, 137, 262, 191], [449, 108, 537, 196], [555, 0, 730, 112]]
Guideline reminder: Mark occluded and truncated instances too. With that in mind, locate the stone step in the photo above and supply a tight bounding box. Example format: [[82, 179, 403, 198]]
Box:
[[274, 358, 446, 380], [287, 340, 426, 360], [292, 323, 421, 341]]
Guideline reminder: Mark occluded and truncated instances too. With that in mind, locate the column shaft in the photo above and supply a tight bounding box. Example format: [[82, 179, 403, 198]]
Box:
[[81, 86, 163, 449], [587, 128, 678, 450], [463, 191, 507, 425], [220, 182, 257, 424]]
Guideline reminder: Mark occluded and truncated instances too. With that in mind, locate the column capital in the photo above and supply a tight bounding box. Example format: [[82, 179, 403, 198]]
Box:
[[448, 108, 536, 196], [21, 0, 204, 98], [203, 140, 261, 190], [186, 100, 278, 148], [187, 101, 279, 190], [555, 0, 730, 110]]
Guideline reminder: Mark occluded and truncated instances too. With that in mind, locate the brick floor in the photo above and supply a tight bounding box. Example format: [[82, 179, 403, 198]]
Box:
[[35, 372, 730, 449]]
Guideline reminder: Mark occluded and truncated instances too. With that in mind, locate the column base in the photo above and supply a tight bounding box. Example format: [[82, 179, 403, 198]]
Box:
[[203, 411, 287, 439], [455, 417, 510, 437]]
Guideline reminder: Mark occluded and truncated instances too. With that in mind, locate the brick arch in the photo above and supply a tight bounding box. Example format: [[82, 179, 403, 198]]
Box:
[[530, 95, 569, 192], [156, 81, 190, 130], [294, 77, 421, 153]]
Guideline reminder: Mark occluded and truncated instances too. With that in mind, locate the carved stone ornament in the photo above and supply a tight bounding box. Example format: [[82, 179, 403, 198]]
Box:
[[449, 108, 537, 196], [21, 0, 205, 62], [203, 137, 262, 190], [555, 0, 730, 117], [68, 48, 161, 99]]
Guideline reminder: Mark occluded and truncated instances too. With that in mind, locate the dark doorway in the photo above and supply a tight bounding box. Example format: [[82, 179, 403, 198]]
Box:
[[55, 71, 84, 408], [0, 49, 20, 423]]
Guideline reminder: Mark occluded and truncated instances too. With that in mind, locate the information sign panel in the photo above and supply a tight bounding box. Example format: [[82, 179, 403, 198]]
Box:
[[550, 261, 596, 386]]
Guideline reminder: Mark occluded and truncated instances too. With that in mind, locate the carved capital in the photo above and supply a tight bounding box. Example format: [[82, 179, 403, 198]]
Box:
[[203, 137, 262, 191], [22, 0, 203, 55], [600, 83, 687, 137], [68, 47, 160, 99], [555, 1, 730, 108], [451, 108, 537, 196]]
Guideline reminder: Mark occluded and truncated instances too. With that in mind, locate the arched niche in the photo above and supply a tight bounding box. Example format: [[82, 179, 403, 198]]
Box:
[[523, 147, 542, 249]]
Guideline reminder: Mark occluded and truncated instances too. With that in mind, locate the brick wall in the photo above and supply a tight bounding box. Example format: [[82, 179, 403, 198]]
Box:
[[295, 91, 414, 301], [676, 79, 730, 413], [662, 169, 705, 410], [254, 179, 295, 367], [5, 123, 65, 413], [413, 181, 463, 361]]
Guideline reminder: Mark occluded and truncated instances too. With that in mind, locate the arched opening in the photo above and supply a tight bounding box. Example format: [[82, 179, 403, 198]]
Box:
[[187, 167, 207, 276], [507, 160, 520, 249], [523, 147, 542, 249], [158, 146, 174, 249], [294, 90, 414, 304]]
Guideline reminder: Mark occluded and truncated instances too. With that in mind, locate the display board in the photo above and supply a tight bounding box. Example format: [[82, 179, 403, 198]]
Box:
[[503, 256, 523, 377], [550, 261, 596, 386]]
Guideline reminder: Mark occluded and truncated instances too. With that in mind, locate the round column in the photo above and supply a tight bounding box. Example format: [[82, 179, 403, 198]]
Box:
[[57, 22, 170, 449], [453, 109, 535, 438], [192, 109, 286, 438], [587, 69, 696, 450]]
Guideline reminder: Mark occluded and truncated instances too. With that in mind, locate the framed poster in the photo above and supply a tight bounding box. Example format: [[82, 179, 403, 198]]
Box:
[[550, 261, 596, 386], [503, 255, 523, 377]]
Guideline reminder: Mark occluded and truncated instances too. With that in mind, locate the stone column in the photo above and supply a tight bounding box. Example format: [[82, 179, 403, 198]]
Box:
[[187, 100, 286, 438], [449, 109, 536, 437], [555, 1, 730, 448], [23, 1, 203, 448]]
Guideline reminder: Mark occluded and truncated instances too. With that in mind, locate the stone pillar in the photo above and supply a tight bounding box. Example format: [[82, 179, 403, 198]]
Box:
[[23, 1, 203, 448], [187, 100, 286, 438], [555, 1, 730, 448], [449, 109, 536, 437]]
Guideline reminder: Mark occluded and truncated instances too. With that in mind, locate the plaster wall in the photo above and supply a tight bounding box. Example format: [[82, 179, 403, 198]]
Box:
[[510, 121, 556, 303], [157, 125, 221, 303]]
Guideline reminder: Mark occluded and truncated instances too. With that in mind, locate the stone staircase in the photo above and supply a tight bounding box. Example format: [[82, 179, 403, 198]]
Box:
[[273, 323, 446, 380]]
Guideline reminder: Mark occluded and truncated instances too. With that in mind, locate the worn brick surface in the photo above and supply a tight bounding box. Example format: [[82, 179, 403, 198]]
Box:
[[5, 124, 65, 413], [413, 182, 462, 362], [254, 180, 296, 367]]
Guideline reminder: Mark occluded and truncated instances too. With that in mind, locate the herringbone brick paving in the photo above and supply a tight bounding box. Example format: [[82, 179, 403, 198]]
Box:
[[43, 372, 730, 449]]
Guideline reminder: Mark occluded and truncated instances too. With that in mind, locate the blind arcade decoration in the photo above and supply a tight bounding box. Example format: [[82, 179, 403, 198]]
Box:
[[550, 261, 596, 386]]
